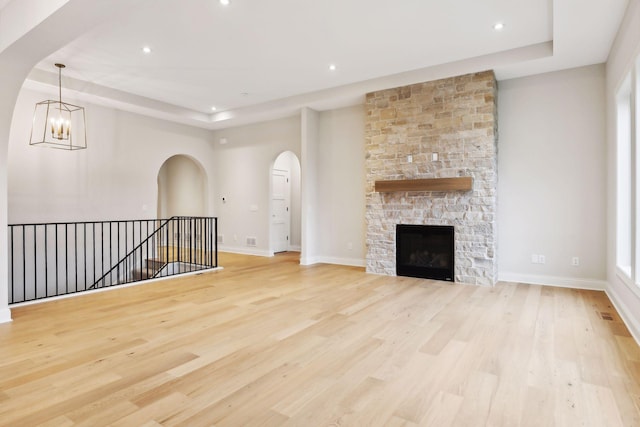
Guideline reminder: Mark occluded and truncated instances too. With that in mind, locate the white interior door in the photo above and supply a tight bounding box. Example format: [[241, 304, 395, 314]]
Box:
[[271, 169, 290, 253]]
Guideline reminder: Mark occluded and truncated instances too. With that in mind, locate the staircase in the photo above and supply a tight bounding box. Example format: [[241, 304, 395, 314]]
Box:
[[129, 258, 166, 282], [91, 217, 218, 291]]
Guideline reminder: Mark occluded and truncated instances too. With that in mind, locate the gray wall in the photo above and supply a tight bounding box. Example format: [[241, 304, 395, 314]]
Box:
[[498, 64, 607, 288]]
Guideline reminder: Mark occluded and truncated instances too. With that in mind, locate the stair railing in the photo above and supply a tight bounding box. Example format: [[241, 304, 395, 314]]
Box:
[[8, 216, 218, 304], [90, 217, 173, 289]]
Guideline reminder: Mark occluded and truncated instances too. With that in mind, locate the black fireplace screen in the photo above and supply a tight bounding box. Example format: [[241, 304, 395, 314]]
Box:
[[396, 224, 454, 282]]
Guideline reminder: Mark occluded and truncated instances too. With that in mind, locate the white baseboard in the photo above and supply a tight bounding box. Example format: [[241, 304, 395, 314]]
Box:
[[299, 256, 320, 266], [606, 286, 640, 346], [299, 255, 365, 267], [222, 250, 362, 267], [218, 246, 273, 257], [288, 245, 301, 252], [316, 256, 366, 268], [498, 272, 606, 291], [0, 307, 12, 324]]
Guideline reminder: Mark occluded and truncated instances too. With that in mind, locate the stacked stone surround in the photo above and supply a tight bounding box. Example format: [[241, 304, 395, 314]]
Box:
[[365, 71, 498, 285]]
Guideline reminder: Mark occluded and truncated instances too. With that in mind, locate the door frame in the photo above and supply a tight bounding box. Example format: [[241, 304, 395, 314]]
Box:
[[270, 151, 301, 255]]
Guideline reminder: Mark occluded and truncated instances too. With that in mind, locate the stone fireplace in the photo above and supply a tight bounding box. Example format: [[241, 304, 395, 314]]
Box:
[[365, 71, 498, 285]]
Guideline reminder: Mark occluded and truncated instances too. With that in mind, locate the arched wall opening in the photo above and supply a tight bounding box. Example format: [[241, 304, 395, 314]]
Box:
[[157, 154, 208, 218], [271, 151, 301, 253], [0, 0, 143, 322]]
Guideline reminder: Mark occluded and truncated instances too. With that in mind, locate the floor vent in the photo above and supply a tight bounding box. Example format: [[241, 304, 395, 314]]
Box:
[[600, 312, 614, 321], [246, 237, 257, 247]]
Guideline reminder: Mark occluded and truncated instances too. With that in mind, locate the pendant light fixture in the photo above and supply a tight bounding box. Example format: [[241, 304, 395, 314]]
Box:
[[29, 63, 87, 150]]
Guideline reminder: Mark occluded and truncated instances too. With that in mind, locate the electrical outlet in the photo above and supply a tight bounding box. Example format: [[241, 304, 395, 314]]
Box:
[[531, 254, 546, 264], [572, 257, 580, 266], [347, 242, 353, 250]]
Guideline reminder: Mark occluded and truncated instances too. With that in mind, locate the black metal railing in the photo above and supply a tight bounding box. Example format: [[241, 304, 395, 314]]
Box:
[[8, 216, 218, 304]]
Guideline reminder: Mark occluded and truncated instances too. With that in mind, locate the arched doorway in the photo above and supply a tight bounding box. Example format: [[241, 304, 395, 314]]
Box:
[[271, 151, 301, 253], [157, 155, 207, 218]]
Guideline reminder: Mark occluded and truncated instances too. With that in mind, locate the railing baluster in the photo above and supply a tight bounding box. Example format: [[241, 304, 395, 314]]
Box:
[[206, 218, 209, 267], [65, 223, 68, 295], [92, 223, 95, 288], [146, 220, 149, 278], [125, 221, 129, 283], [165, 220, 169, 274], [116, 221, 122, 283], [45, 224, 48, 298], [197, 218, 201, 266], [101, 223, 104, 288], [201, 218, 204, 266], [118, 221, 121, 284], [10, 226, 14, 303], [215, 218, 218, 267], [75, 223, 78, 293], [84, 223, 87, 291], [55, 224, 59, 296], [33, 225, 37, 299], [131, 221, 134, 282], [22, 226, 26, 302], [109, 222, 113, 287], [139, 221, 142, 276], [152, 220, 156, 275]]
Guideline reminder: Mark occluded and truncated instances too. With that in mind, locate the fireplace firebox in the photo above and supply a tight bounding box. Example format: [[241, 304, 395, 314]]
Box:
[[396, 224, 454, 282]]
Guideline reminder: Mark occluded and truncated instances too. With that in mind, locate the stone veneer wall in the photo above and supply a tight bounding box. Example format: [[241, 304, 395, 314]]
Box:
[[365, 71, 498, 285]]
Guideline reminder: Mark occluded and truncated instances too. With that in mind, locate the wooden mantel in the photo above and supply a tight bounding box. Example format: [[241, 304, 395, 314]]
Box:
[[375, 177, 473, 193]]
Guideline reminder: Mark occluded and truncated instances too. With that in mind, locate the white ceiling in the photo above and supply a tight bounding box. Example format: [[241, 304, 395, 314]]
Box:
[[22, 0, 629, 129]]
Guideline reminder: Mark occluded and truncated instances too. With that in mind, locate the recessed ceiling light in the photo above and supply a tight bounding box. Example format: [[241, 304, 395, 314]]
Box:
[[142, 46, 152, 54], [493, 22, 504, 31], [220, 0, 230, 5], [329, 64, 337, 71], [211, 106, 217, 111]]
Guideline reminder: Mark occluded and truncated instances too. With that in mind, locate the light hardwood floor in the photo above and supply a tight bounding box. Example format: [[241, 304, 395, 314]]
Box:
[[1, 252, 639, 426]]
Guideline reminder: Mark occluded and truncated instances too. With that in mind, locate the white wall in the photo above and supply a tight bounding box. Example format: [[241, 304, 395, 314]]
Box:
[[300, 107, 320, 264], [497, 65, 607, 289], [316, 105, 365, 266], [211, 107, 366, 265], [213, 116, 300, 256], [8, 87, 216, 223], [606, 0, 640, 342]]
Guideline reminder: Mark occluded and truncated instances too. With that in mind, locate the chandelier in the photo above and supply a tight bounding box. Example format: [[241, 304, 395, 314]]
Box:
[[29, 63, 87, 150]]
